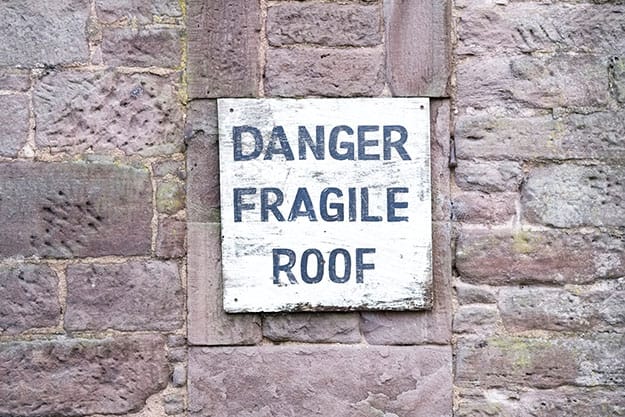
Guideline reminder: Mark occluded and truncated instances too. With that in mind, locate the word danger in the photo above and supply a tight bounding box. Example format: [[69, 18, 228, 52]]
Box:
[[233, 124, 411, 161], [234, 187, 410, 222]]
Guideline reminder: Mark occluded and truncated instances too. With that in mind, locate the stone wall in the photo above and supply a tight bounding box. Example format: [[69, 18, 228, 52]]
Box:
[[0, 0, 623, 416]]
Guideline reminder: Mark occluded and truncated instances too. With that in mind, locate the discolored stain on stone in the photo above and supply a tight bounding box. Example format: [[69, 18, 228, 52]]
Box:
[[156, 180, 185, 215]]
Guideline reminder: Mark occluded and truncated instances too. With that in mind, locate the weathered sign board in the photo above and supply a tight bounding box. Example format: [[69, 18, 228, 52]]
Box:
[[218, 98, 432, 312]]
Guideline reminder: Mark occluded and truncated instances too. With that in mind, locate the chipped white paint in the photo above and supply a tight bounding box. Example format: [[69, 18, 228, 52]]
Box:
[[218, 98, 432, 312]]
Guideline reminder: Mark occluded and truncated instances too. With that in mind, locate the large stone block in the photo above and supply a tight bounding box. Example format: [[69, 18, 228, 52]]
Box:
[[455, 160, 523, 192], [0, 264, 60, 335], [456, 228, 625, 285], [384, 0, 450, 96], [264, 47, 385, 97], [0, 0, 90, 66], [455, 334, 625, 389], [0, 161, 152, 258], [187, 0, 261, 98], [457, 3, 625, 56], [95, 0, 182, 24], [65, 261, 183, 331], [263, 313, 361, 343], [101, 27, 182, 68], [267, 3, 382, 47], [34, 70, 184, 156], [189, 345, 452, 417], [0, 94, 29, 157], [0, 335, 169, 416], [498, 278, 625, 332], [457, 55, 608, 110], [187, 223, 261, 346], [455, 110, 625, 161], [361, 222, 452, 345], [522, 164, 625, 228], [456, 387, 625, 417], [452, 191, 517, 224]]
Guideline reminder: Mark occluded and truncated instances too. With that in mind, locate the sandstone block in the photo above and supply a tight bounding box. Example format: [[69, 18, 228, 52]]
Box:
[[189, 345, 452, 417], [187, 223, 261, 346], [385, 0, 450, 96], [264, 47, 385, 97], [0, 264, 60, 335], [156, 217, 186, 258], [498, 279, 625, 332], [101, 27, 182, 68], [455, 161, 523, 192], [0, 0, 90, 66], [456, 228, 625, 286], [457, 55, 608, 110], [65, 261, 183, 331], [452, 191, 517, 224], [457, 3, 625, 56], [0, 335, 169, 416], [267, 3, 382, 47], [156, 180, 185, 214], [455, 334, 625, 388], [0, 68, 31, 91], [453, 305, 500, 335], [609, 56, 625, 103], [263, 313, 361, 343], [431, 100, 451, 221], [361, 222, 452, 345], [455, 281, 497, 305], [95, 0, 182, 24], [187, 0, 261, 98], [0, 162, 152, 258], [523, 164, 625, 227], [153, 160, 185, 179], [0, 94, 29, 157], [455, 110, 625, 161], [34, 70, 183, 156]]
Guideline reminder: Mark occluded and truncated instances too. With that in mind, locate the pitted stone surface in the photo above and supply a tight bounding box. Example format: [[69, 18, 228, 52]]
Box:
[[65, 261, 183, 331], [0, 161, 152, 258], [0, 94, 29, 157], [0, 335, 169, 416], [523, 164, 625, 228], [267, 3, 382, 47], [0, 0, 90, 66], [189, 345, 452, 417], [34, 70, 184, 156], [0, 264, 60, 335], [265, 47, 385, 97]]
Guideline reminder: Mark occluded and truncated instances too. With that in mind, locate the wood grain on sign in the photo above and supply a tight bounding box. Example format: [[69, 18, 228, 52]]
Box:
[[218, 98, 432, 313]]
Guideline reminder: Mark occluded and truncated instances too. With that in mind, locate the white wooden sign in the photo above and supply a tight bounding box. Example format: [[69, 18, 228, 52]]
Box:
[[218, 98, 432, 312]]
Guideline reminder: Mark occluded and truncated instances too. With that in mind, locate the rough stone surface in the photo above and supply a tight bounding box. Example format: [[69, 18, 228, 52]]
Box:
[[153, 160, 185, 179], [267, 3, 382, 47], [456, 228, 625, 286], [457, 387, 625, 417], [455, 161, 523, 192], [65, 261, 183, 331], [385, 0, 450, 96], [156, 217, 186, 259], [0, 264, 60, 335], [34, 70, 184, 156], [498, 279, 625, 332], [187, 0, 261, 98], [156, 180, 185, 214], [189, 345, 452, 417], [610, 56, 625, 103], [0, 335, 169, 416], [0, 162, 152, 258], [431, 100, 451, 222], [263, 313, 361, 343], [101, 28, 182, 68], [455, 334, 625, 389], [453, 305, 500, 335], [187, 223, 262, 346], [0, 68, 31, 91], [0, 0, 90, 66], [0, 94, 29, 157], [457, 2, 625, 56], [457, 55, 608, 110], [455, 282, 497, 305], [523, 164, 625, 228], [264, 47, 385, 97], [455, 110, 625, 161], [361, 222, 452, 345], [95, 0, 182, 24], [452, 191, 517, 224]]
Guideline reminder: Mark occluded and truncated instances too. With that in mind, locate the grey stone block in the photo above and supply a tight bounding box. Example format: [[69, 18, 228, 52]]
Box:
[[0, 94, 29, 157]]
